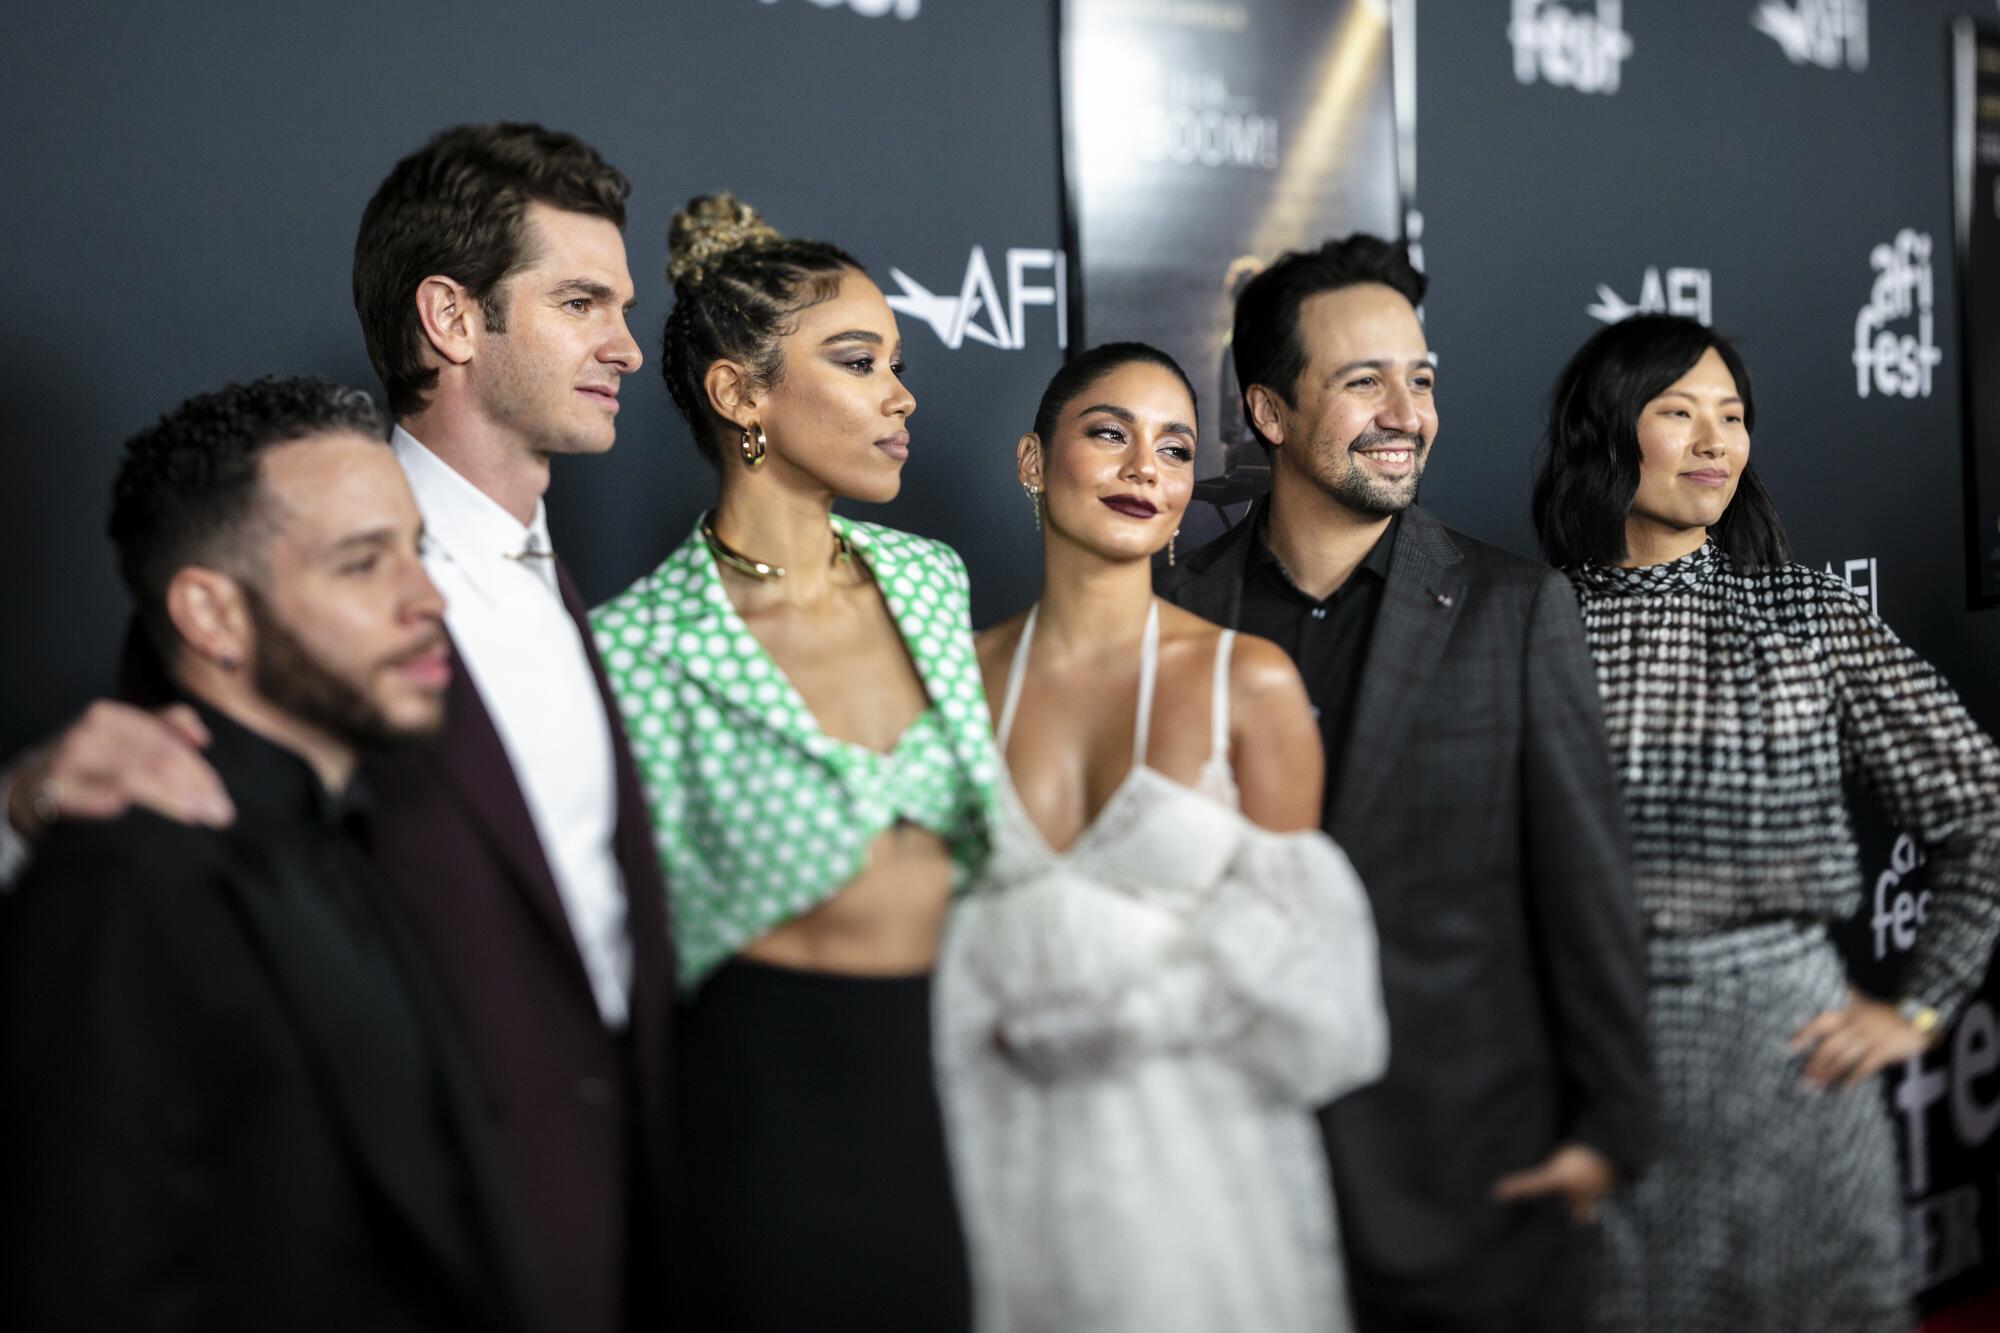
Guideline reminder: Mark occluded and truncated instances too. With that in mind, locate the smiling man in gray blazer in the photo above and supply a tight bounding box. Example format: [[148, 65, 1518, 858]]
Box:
[[1164, 235, 1654, 1333]]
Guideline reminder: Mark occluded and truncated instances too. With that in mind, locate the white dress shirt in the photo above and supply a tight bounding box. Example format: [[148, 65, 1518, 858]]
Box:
[[395, 428, 632, 1028]]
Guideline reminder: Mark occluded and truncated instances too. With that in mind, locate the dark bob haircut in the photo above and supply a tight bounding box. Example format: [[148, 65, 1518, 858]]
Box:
[[1031, 341, 1198, 446], [1531, 314, 1789, 569], [1231, 233, 1424, 449]]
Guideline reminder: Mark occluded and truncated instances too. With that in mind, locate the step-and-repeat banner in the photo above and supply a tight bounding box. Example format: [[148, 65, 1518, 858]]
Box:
[[4, 0, 2000, 1318], [1061, 0, 1400, 510], [1059, 1, 2000, 1321], [1401, 2, 2000, 1320]]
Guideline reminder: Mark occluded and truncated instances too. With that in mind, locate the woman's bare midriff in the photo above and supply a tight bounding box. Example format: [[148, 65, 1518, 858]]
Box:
[[737, 821, 956, 975]]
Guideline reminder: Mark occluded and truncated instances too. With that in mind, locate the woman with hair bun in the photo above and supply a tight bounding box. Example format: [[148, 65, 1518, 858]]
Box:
[[1532, 314, 2000, 1331], [592, 195, 996, 1331], [937, 342, 1387, 1332]]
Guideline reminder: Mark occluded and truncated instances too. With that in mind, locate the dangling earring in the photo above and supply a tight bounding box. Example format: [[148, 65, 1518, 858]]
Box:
[[1169, 529, 1180, 567], [1023, 483, 1042, 531], [739, 421, 768, 469]]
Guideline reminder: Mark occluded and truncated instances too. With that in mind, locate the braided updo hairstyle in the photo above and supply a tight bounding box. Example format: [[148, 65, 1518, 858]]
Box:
[[660, 193, 862, 464]]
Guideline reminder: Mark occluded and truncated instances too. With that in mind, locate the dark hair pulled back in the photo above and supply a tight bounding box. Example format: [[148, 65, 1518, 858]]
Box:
[[659, 194, 860, 464], [1031, 342, 1199, 447]]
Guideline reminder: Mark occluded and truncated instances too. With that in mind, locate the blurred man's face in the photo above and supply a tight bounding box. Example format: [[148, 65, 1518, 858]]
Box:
[[246, 433, 449, 745]]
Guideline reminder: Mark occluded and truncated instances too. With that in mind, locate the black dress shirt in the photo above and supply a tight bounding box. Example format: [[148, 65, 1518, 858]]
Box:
[[1234, 512, 1399, 817], [203, 707, 473, 1227], [1, 701, 530, 1331]]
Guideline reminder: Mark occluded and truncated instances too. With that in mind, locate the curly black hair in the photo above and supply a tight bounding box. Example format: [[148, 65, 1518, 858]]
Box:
[[108, 376, 386, 652], [1231, 233, 1426, 451]]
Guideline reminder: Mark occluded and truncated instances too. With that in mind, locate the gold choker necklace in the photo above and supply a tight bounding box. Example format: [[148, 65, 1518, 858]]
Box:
[[700, 511, 852, 581]]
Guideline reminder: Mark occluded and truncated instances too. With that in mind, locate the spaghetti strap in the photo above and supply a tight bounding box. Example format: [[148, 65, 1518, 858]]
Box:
[[1131, 603, 1161, 766], [1210, 630, 1236, 763], [995, 605, 1038, 750]]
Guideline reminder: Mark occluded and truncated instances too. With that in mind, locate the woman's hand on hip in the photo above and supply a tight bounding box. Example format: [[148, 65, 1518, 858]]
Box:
[[1790, 988, 1935, 1091]]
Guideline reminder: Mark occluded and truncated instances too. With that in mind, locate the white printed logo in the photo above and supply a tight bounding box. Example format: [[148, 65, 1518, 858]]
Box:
[[1853, 230, 1940, 399], [757, 0, 919, 18], [1586, 267, 1712, 325], [1823, 555, 1879, 614], [1137, 70, 1280, 169], [885, 248, 1068, 351], [1752, 0, 1867, 72], [1509, 0, 1632, 95], [1870, 831, 1927, 960], [1070, 52, 1281, 173]]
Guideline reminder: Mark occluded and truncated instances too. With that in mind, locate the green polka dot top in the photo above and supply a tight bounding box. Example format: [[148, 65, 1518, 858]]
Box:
[[591, 515, 1002, 991]]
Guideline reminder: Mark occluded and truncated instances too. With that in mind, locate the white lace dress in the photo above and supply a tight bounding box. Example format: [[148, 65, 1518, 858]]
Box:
[[938, 604, 1388, 1333]]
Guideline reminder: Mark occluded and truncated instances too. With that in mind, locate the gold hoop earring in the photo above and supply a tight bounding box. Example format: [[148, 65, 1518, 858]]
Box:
[[1022, 483, 1042, 531], [739, 421, 768, 469]]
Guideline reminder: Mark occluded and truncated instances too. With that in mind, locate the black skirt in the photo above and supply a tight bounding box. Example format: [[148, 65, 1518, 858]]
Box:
[[673, 958, 971, 1333]]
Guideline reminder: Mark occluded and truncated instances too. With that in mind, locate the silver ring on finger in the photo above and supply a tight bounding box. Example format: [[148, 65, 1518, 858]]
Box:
[[30, 778, 65, 826]]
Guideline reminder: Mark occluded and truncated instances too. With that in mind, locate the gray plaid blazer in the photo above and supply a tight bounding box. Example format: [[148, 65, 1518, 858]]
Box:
[[1165, 501, 1654, 1316]]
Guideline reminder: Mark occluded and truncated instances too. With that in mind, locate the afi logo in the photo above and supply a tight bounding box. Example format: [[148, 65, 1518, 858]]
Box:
[[1822, 555, 1879, 614], [1752, 0, 1867, 72], [1509, 0, 1632, 95], [1853, 230, 1940, 399], [757, 0, 920, 18], [885, 248, 1068, 351], [1586, 267, 1712, 325]]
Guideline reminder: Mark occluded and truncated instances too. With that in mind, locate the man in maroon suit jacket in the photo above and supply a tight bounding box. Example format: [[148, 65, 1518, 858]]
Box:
[[4, 124, 675, 1333]]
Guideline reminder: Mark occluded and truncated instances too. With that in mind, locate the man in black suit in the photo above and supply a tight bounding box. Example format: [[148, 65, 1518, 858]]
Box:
[[1, 378, 535, 1332], [1, 126, 675, 1333], [1164, 236, 1654, 1332]]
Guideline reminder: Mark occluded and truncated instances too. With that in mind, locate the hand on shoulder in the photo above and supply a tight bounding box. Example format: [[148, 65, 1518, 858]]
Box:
[[5, 701, 231, 844]]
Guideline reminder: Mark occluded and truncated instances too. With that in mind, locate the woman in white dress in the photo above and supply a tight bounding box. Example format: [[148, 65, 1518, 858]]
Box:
[[938, 342, 1389, 1333]]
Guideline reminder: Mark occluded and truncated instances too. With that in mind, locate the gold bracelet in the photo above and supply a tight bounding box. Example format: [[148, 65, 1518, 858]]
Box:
[[1898, 998, 1942, 1044]]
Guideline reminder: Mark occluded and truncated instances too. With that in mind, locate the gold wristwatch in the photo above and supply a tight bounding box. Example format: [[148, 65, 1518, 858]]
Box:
[[1898, 998, 1943, 1047]]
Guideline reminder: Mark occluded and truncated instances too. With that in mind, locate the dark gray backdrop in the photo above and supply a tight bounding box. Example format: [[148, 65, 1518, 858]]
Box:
[[1415, 3, 2000, 1315], [0, 0, 1067, 758], [6, 0, 2000, 1315]]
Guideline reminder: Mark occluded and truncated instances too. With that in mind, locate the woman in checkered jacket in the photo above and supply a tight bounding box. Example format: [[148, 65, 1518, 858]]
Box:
[[1532, 314, 2000, 1332]]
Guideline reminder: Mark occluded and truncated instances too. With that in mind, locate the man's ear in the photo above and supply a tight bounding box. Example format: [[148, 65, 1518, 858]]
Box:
[[704, 360, 763, 430], [1244, 384, 1288, 449], [414, 275, 479, 369], [164, 568, 252, 671], [1015, 432, 1045, 491]]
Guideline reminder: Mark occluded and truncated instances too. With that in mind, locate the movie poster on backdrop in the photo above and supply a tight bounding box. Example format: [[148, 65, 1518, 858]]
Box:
[[1059, 0, 1401, 527], [1954, 17, 2000, 609]]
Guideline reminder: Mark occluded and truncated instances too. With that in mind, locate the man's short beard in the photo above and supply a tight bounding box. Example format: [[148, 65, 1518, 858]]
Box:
[[1314, 427, 1428, 517], [242, 585, 434, 750]]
